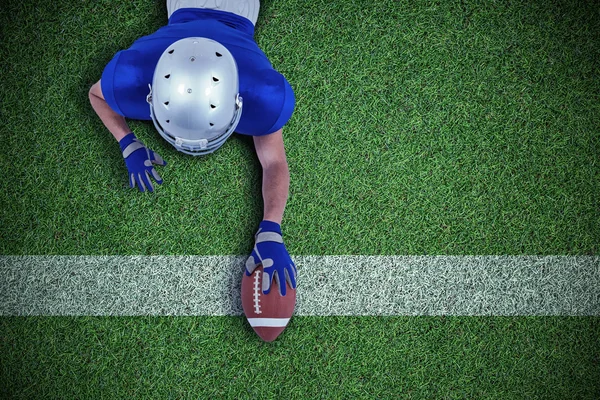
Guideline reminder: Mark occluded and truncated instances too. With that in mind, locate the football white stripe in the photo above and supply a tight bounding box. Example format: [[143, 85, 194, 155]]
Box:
[[0, 256, 598, 316], [248, 318, 290, 327]]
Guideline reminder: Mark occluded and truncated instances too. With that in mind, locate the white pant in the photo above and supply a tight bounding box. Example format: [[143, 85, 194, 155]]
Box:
[[167, 0, 260, 26]]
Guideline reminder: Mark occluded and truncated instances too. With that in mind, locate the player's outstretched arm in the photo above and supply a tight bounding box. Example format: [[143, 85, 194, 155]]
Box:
[[89, 80, 166, 192], [247, 129, 296, 295], [88, 80, 132, 143], [253, 128, 290, 225]]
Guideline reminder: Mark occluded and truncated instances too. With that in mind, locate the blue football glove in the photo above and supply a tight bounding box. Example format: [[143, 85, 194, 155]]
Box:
[[245, 220, 297, 296], [119, 132, 166, 192]]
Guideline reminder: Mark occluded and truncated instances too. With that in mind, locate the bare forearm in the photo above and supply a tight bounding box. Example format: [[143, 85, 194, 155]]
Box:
[[88, 81, 131, 142], [253, 129, 291, 225], [262, 160, 289, 224]]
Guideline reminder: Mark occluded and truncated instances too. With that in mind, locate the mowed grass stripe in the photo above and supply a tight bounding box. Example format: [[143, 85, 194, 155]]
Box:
[[1, 255, 598, 316]]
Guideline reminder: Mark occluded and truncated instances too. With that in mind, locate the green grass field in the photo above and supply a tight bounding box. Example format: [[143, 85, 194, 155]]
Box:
[[2, 317, 599, 399], [1, 0, 599, 398]]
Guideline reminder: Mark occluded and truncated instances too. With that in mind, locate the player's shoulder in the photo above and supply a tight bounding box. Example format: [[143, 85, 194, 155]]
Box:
[[236, 68, 295, 136]]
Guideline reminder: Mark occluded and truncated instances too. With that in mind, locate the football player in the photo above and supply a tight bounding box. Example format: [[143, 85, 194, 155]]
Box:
[[88, 0, 297, 296]]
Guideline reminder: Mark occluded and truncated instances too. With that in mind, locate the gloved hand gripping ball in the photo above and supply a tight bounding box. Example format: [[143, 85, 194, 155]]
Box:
[[242, 220, 297, 342], [245, 220, 297, 296]]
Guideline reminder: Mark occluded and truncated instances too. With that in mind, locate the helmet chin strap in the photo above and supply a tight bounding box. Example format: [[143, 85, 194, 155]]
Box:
[[147, 84, 243, 156]]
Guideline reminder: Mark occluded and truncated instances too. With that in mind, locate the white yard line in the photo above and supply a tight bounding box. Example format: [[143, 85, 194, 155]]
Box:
[[1, 255, 598, 316]]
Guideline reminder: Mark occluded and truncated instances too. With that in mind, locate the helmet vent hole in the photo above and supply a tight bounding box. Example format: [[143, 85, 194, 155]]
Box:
[[212, 77, 219, 82], [168, 49, 174, 54], [166, 120, 170, 124], [164, 101, 169, 106], [210, 104, 216, 109], [209, 123, 214, 127], [215, 52, 222, 57], [164, 74, 171, 79]]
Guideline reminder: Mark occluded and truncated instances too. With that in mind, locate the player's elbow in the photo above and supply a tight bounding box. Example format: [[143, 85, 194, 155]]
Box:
[[88, 80, 104, 102], [262, 156, 290, 183]]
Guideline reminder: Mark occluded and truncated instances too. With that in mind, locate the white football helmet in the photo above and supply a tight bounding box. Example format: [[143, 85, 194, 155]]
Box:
[[147, 37, 243, 156]]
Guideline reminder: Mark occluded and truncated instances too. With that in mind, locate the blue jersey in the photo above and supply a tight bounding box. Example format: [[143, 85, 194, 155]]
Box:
[[101, 8, 295, 136]]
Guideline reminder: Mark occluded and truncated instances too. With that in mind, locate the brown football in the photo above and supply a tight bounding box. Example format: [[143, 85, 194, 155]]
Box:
[[241, 265, 296, 342]]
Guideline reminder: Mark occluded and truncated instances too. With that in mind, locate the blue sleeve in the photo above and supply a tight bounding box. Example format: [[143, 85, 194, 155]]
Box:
[[100, 51, 125, 116], [101, 49, 155, 120], [235, 68, 296, 136]]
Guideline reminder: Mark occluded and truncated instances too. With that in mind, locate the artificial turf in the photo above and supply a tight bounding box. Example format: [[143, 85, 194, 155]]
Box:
[[0, 0, 598, 256], [1, 0, 599, 398], [2, 316, 599, 399]]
